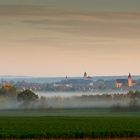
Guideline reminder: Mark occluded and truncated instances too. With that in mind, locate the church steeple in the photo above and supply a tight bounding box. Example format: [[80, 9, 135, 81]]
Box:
[[128, 73, 131, 79], [128, 73, 132, 87], [84, 72, 87, 79]]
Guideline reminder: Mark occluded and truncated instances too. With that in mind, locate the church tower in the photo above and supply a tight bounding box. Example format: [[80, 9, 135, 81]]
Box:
[[128, 73, 133, 87], [84, 72, 87, 79]]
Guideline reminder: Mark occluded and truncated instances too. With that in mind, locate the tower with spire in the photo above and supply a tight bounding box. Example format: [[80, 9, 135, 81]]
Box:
[[115, 73, 135, 88], [128, 73, 133, 87], [84, 72, 87, 79]]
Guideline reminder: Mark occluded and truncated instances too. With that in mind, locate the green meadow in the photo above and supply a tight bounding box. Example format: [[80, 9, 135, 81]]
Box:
[[0, 109, 139, 139]]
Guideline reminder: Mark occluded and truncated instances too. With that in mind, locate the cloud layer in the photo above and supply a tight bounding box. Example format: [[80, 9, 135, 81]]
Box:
[[0, 1, 140, 76]]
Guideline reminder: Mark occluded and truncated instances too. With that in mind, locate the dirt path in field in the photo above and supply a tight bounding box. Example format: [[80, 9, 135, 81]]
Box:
[[28, 138, 139, 140], [56, 138, 135, 140], [43, 138, 139, 140], [3, 138, 140, 140]]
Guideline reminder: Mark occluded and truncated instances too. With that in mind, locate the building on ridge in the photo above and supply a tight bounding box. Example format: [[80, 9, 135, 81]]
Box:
[[83, 72, 92, 80], [84, 72, 87, 79], [115, 73, 136, 88]]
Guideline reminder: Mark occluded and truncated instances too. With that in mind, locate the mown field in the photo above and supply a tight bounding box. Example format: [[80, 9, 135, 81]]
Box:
[[0, 109, 139, 139]]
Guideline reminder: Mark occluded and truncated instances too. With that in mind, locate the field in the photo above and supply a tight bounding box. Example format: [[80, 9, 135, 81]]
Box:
[[0, 109, 139, 139]]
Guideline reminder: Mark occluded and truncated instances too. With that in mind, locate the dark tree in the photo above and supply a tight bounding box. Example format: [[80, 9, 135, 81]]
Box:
[[17, 89, 39, 102]]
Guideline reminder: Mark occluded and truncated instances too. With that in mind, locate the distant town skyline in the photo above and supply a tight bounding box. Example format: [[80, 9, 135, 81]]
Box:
[[0, 0, 140, 77]]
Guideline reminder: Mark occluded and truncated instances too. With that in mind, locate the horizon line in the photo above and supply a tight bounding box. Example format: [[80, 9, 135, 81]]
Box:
[[0, 74, 140, 78]]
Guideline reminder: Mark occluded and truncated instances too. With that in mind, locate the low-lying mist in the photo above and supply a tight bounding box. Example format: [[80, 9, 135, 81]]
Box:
[[40, 96, 129, 109], [0, 93, 140, 111]]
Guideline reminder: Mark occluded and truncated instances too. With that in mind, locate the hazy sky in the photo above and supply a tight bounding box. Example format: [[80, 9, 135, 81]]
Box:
[[0, 0, 140, 77]]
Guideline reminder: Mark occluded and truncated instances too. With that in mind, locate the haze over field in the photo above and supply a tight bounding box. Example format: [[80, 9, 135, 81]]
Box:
[[0, 0, 140, 77]]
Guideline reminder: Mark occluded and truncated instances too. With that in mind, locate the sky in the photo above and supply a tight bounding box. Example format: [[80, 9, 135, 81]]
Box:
[[0, 0, 140, 77]]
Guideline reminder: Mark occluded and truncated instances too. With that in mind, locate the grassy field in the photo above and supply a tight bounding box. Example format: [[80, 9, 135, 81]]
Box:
[[0, 108, 140, 117], [0, 109, 139, 139]]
